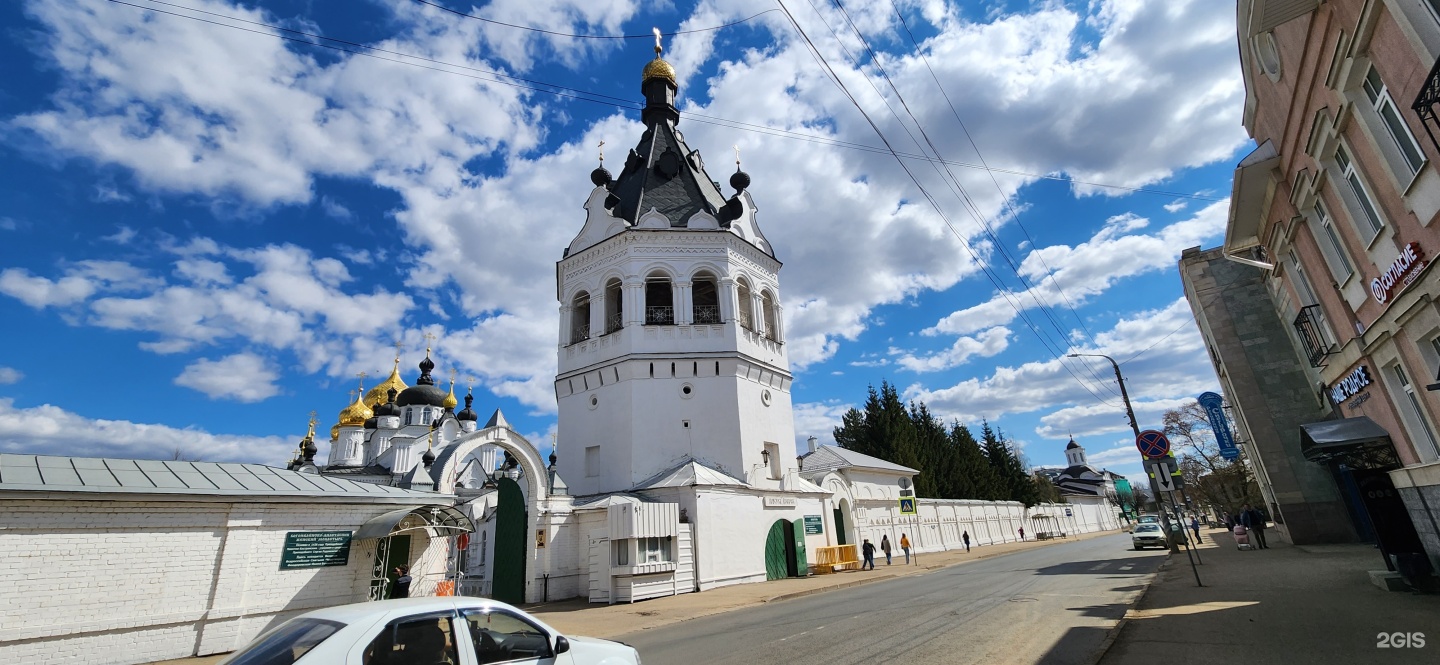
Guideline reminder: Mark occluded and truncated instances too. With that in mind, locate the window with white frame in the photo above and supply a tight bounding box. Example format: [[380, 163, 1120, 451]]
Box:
[[1312, 200, 1355, 282], [1288, 250, 1333, 344], [1334, 143, 1385, 238], [641, 536, 673, 563], [1363, 66, 1426, 175], [1392, 363, 1440, 459]]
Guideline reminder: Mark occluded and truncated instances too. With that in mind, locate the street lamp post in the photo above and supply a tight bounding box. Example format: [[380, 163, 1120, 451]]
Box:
[[1068, 353, 1203, 585]]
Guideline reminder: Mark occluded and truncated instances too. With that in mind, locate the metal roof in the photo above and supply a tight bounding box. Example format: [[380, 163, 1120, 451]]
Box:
[[0, 454, 448, 503], [801, 445, 919, 476]]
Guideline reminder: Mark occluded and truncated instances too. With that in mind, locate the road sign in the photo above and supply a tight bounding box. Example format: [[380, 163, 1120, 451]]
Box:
[[1135, 429, 1171, 459], [899, 497, 917, 515], [1146, 458, 1183, 492]]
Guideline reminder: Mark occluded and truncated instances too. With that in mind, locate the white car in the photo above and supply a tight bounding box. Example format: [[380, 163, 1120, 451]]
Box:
[[1131, 523, 1168, 550], [217, 596, 641, 665]]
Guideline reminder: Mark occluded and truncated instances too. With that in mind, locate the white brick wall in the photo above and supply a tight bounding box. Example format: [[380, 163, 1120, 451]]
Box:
[[0, 498, 444, 665]]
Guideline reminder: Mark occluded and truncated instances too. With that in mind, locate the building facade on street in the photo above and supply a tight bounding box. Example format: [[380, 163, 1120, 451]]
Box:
[[1182, 0, 1440, 572]]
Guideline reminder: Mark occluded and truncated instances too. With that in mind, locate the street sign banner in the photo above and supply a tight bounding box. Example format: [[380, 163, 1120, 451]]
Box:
[[1197, 392, 1240, 461], [1135, 430, 1171, 458], [899, 497, 917, 515]]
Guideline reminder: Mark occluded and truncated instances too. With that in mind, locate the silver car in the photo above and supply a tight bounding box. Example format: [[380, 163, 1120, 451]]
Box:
[[1131, 523, 1168, 550], [218, 596, 641, 665]]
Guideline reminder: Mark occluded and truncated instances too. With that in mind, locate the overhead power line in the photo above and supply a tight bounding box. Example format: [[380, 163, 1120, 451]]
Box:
[[410, 0, 780, 39], [108, 0, 1222, 204]]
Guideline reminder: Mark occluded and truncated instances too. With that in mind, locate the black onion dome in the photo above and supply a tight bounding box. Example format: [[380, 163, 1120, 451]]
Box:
[[591, 166, 612, 187], [374, 388, 402, 417], [364, 416, 378, 430], [457, 393, 478, 422], [397, 356, 446, 406], [421, 447, 436, 467], [1066, 439, 1080, 450], [730, 169, 750, 192]]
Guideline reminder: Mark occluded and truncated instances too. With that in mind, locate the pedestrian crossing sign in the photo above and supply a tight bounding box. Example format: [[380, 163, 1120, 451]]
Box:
[[899, 497, 917, 515]]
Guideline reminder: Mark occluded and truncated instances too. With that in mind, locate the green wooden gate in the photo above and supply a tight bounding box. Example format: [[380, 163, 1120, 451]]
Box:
[[491, 477, 527, 604], [833, 507, 847, 545], [764, 520, 788, 580], [791, 518, 808, 577], [370, 534, 411, 600]]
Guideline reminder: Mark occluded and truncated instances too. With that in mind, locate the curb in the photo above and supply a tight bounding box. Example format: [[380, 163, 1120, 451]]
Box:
[[1086, 552, 1172, 665]]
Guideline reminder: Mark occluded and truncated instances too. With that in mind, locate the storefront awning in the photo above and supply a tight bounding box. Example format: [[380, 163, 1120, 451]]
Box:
[[354, 504, 474, 540], [1299, 417, 1393, 463]]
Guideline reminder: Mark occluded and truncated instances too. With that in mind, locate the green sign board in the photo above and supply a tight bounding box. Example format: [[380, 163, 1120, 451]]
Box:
[[803, 515, 823, 535], [280, 531, 353, 570]]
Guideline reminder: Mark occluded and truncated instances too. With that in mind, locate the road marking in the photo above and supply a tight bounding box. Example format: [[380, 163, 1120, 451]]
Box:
[[1120, 564, 1135, 571], [1089, 563, 1108, 571]]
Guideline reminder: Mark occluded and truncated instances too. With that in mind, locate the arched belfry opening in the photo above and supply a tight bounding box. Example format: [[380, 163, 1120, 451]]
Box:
[[570, 291, 590, 344], [736, 277, 754, 330], [761, 290, 779, 341], [604, 278, 624, 334], [645, 273, 674, 325], [693, 272, 720, 324]]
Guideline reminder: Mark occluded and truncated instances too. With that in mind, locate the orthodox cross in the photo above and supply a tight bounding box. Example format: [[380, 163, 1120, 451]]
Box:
[[598, 139, 605, 165]]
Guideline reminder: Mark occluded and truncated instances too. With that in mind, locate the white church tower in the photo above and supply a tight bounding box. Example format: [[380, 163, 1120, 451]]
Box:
[[1065, 437, 1088, 467], [555, 41, 797, 496]]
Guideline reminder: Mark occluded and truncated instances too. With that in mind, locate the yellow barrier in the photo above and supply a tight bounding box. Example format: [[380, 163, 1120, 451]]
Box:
[[811, 545, 861, 574]]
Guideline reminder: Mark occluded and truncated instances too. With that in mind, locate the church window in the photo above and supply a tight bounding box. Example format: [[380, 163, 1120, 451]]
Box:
[[649, 363, 654, 378], [570, 291, 591, 345], [715, 361, 720, 375], [644, 273, 675, 325], [765, 442, 781, 480], [736, 277, 754, 330], [692, 272, 720, 324], [586, 446, 600, 477], [671, 362, 676, 378], [681, 383, 693, 398], [422, 409, 432, 426], [604, 278, 624, 333], [761, 290, 779, 341], [405, 409, 413, 426], [692, 361, 697, 376]]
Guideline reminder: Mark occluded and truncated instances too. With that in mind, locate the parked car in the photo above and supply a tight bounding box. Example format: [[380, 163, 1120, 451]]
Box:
[[1131, 524, 1168, 550], [218, 596, 642, 665]]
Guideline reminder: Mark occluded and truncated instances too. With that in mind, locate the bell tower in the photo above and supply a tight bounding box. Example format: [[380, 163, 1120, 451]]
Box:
[[554, 40, 795, 496]]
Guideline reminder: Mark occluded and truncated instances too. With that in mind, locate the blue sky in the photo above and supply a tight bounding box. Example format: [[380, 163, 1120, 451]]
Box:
[[0, 0, 1247, 483]]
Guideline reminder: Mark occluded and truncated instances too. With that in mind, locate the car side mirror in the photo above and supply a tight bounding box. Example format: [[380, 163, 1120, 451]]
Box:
[[554, 635, 571, 655]]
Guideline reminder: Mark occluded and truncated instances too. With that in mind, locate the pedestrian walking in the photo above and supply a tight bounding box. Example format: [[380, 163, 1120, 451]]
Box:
[[1190, 516, 1201, 542], [391, 566, 412, 599], [1241, 503, 1269, 549], [900, 533, 912, 564], [861, 539, 876, 570], [881, 535, 893, 565], [1018, 527, 1025, 541], [962, 531, 971, 552]]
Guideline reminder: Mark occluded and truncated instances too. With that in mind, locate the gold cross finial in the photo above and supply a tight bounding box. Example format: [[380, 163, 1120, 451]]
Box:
[[653, 27, 663, 55], [355, 370, 368, 392], [734, 145, 741, 169], [392, 339, 405, 364], [598, 139, 605, 165], [306, 411, 317, 438], [449, 367, 458, 387], [465, 375, 476, 393], [423, 332, 436, 356]]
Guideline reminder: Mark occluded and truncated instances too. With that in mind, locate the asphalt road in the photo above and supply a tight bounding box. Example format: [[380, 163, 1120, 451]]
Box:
[[615, 533, 1166, 665]]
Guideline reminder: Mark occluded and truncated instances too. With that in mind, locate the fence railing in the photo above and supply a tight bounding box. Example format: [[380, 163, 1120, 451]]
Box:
[[646, 306, 675, 325]]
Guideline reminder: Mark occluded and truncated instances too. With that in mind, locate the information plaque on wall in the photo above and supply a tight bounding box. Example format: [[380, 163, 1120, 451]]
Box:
[[279, 531, 353, 570], [803, 515, 823, 535]]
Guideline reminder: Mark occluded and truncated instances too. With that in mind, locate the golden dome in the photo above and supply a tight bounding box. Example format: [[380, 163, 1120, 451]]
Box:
[[336, 395, 373, 428], [365, 361, 408, 407], [642, 56, 675, 85], [330, 423, 340, 441], [442, 382, 459, 410]]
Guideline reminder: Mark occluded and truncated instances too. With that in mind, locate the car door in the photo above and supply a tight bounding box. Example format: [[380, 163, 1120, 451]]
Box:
[[349, 609, 474, 665], [461, 607, 566, 665]]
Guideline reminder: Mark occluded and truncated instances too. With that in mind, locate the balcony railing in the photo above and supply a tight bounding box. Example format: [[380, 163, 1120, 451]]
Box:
[[1293, 304, 1331, 368], [645, 306, 675, 325], [1413, 54, 1440, 154], [569, 324, 589, 345], [693, 305, 721, 324], [738, 310, 753, 331], [605, 312, 623, 334]]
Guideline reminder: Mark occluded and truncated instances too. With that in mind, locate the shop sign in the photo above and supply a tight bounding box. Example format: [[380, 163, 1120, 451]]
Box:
[[763, 496, 797, 508], [279, 531, 352, 570], [1371, 242, 1427, 305], [1329, 365, 1373, 405]]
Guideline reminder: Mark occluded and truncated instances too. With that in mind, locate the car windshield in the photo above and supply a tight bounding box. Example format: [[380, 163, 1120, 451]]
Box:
[[1135, 525, 1161, 533], [221, 618, 345, 665]]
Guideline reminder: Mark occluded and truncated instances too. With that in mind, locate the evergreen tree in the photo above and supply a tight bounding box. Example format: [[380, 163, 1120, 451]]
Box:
[[908, 401, 950, 499], [981, 421, 1042, 506], [948, 421, 1004, 499]]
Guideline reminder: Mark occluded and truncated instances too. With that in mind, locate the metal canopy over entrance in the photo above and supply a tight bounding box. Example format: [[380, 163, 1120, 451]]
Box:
[[354, 504, 474, 541], [1299, 416, 1398, 465]]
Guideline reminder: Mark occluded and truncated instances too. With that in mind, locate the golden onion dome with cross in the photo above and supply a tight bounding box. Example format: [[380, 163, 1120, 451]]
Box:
[[642, 28, 675, 85], [365, 359, 408, 408], [336, 393, 373, 428]]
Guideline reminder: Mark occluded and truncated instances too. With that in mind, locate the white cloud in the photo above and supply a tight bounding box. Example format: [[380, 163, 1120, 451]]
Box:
[[320, 196, 353, 221], [0, 397, 292, 463], [792, 401, 854, 451], [0, 268, 95, 307], [0, 367, 23, 384], [175, 353, 281, 403], [1164, 200, 1188, 213], [895, 326, 1011, 372]]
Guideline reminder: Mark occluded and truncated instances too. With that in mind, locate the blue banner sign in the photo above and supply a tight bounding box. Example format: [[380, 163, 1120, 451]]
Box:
[[1197, 392, 1240, 461]]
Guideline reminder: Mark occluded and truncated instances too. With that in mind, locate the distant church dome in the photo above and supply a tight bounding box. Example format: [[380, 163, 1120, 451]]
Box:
[[457, 392, 478, 422], [642, 53, 676, 85], [365, 360, 408, 407], [1066, 438, 1080, 450], [442, 382, 459, 411], [396, 352, 448, 407], [336, 394, 373, 427]]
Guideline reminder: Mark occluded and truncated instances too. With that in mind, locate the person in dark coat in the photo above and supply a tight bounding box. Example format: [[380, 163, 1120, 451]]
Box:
[[962, 531, 971, 553], [880, 535, 893, 565], [391, 566, 412, 598], [1240, 504, 1269, 549], [861, 539, 876, 570]]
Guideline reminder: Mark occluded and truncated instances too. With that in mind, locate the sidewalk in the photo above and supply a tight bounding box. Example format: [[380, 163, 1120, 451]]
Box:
[[145, 530, 1118, 665], [1099, 527, 1440, 665]]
